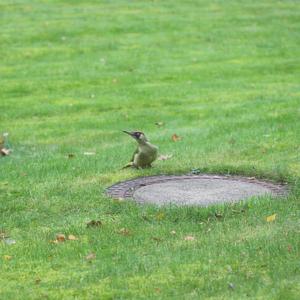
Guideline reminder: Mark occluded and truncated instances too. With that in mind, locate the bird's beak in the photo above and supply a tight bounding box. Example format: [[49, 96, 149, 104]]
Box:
[[122, 130, 133, 136]]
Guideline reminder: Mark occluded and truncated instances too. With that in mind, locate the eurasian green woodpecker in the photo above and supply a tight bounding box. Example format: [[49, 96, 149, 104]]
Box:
[[122, 131, 158, 169]]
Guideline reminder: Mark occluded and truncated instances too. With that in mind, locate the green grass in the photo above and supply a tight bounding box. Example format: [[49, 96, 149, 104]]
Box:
[[1, 0, 300, 298]]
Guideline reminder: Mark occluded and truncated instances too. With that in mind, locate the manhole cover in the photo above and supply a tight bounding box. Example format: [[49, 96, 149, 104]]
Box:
[[106, 175, 287, 206]]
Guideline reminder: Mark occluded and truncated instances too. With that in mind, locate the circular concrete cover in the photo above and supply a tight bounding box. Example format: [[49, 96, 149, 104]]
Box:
[[106, 175, 286, 206]]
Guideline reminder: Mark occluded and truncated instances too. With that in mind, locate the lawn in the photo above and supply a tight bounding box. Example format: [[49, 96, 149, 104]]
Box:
[[0, 0, 300, 299]]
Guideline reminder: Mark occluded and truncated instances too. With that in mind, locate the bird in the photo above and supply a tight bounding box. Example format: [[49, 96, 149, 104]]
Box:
[[122, 130, 158, 169]]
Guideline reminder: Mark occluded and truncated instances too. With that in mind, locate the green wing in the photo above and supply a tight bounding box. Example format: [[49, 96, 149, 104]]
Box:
[[130, 147, 139, 162], [121, 148, 139, 169]]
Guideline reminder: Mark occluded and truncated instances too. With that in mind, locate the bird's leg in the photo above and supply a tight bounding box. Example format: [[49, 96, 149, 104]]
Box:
[[142, 164, 152, 169]]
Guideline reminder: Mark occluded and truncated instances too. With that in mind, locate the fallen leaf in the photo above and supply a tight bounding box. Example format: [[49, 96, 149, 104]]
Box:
[[85, 252, 96, 261], [158, 154, 173, 161], [3, 255, 12, 260], [172, 134, 182, 142], [86, 220, 102, 228], [56, 234, 66, 242], [1, 148, 10, 156], [67, 234, 77, 241], [68, 153, 75, 158], [118, 228, 131, 236], [170, 230, 176, 235], [4, 238, 16, 245], [50, 240, 59, 244], [83, 152, 96, 156], [266, 214, 277, 222], [155, 122, 164, 127], [184, 235, 196, 241]]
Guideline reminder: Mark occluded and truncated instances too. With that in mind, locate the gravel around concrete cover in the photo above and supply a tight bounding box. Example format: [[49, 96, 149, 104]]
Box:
[[134, 178, 274, 206], [106, 175, 286, 206]]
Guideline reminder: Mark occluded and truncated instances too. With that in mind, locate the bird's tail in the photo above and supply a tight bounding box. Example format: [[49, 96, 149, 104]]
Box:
[[121, 162, 134, 169]]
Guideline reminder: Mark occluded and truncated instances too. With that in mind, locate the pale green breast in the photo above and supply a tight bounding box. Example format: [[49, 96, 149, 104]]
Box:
[[134, 144, 158, 167]]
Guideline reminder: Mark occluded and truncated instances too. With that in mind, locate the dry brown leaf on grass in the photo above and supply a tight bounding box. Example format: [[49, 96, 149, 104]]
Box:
[[56, 234, 66, 242], [67, 235, 78, 241], [49, 234, 66, 243], [0, 134, 10, 156], [172, 134, 182, 142], [51, 233, 78, 243], [266, 214, 276, 222], [86, 220, 102, 228], [85, 253, 96, 261], [184, 235, 196, 241], [1, 148, 10, 156], [158, 154, 173, 161]]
